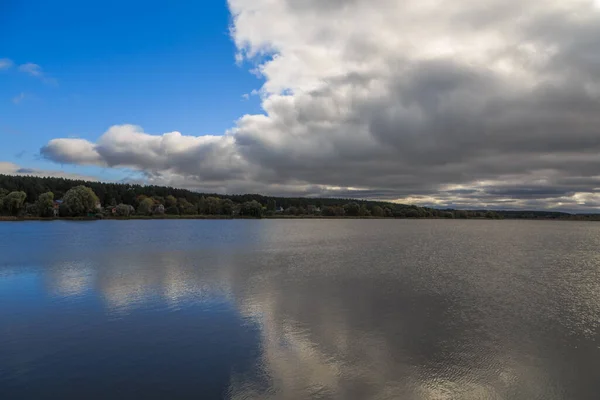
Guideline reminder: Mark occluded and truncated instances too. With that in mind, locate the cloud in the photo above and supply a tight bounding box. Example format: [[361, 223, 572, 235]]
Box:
[[0, 58, 13, 70], [18, 62, 42, 77], [42, 124, 247, 180], [11, 92, 25, 104], [18, 62, 57, 85], [40, 0, 600, 211], [41, 137, 104, 165], [0, 161, 99, 181]]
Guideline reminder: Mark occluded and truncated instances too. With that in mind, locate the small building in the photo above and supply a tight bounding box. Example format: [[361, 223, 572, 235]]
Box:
[[53, 200, 63, 217]]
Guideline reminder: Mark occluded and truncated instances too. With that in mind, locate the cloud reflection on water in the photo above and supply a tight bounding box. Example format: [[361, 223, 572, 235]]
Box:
[[25, 220, 600, 399]]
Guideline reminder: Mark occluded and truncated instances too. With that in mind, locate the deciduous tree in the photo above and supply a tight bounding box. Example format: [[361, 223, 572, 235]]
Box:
[[4, 191, 27, 215], [240, 200, 263, 218], [37, 192, 55, 217], [137, 197, 155, 215], [63, 186, 99, 216], [115, 203, 132, 217]]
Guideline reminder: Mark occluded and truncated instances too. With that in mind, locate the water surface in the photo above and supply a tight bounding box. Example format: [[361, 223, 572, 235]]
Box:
[[1, 220, 600, 399]]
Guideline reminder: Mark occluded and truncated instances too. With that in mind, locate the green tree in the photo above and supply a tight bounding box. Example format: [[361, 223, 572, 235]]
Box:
[[178, 198, 197, 215], [485, 211, 501, 219], [59, 203, 72, 217], [322, 206, 345, 216], [165, 195, 177, 208], [372, 205, 384, 217], [221, 199, 235, 216], [359, 204, 370, 216], [455, 210, 468, 219], [166, 205, 180, 215], [240, 200, 263, 218], [285, 206, 298, 215], [321, 205, 334, 216], [205, 197, 222, 215], [37, 192, 55, 217], [135, 195, 148, 208], [137, 197, 155, 215], [404, 208, 420, 218], [441, 211, 454, 219], [0, 188, 7, 212], [343, 202, 360, 216], [63, 186, 99, 216], [26, 203, 39, 216], [4, 191, 27, 215], [197, 196, 208, 214], [115, 203, 132, 217]]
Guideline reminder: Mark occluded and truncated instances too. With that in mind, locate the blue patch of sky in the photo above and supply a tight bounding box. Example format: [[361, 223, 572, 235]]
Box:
[[0, 0, 266, 180]]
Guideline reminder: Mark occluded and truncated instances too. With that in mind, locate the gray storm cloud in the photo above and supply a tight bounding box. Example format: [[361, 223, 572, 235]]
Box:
[[40, 0, 600, 211]]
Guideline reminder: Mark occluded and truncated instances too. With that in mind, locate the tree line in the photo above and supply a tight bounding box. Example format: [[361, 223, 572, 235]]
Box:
[[1, 174, 594, 220], [0, 174, 499, 219]]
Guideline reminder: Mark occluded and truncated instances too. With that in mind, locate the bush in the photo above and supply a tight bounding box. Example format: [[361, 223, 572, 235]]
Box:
[[115, 203, 131, 217], [166, 206, 180, 215], [59, 203, 72, 217]]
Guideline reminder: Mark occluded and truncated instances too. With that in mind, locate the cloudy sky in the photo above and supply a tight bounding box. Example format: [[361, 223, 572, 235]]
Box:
[[3, 0, 600, 211]]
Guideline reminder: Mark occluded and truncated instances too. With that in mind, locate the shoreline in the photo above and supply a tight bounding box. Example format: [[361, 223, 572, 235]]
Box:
[[0, 215, 396, 222], [1, 215, 597, 222]]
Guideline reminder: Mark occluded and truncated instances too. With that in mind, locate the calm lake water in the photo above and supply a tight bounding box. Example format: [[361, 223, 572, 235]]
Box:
[[1, 220, 600, 399]]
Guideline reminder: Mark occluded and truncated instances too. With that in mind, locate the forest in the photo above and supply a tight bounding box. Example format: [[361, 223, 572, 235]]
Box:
[[0, 174, 595, 220]]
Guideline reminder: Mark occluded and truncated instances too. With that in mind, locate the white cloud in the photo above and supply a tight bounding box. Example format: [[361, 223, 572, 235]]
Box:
[[19, 62, 43, 77], [0, 161, 99, 181], [0, 58, 13, 70], [18, 62, 58, 85], [41, 137, 104, 165], [39, 0, 600, 210], [12, 92, 25, 104]]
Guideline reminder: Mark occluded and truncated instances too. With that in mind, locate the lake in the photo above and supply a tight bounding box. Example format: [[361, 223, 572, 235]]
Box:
[[1, 220, 600, 399]]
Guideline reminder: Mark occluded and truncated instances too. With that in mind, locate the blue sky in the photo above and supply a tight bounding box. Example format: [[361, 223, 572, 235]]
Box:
[[1, 0, 261, 180]]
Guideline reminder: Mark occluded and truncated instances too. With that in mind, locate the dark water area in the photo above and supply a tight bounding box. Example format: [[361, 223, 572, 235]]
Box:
[[1, 220, 600, 399]]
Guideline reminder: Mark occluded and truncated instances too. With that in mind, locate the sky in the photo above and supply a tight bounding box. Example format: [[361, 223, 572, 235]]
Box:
[[3, 0, 600, 212]]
